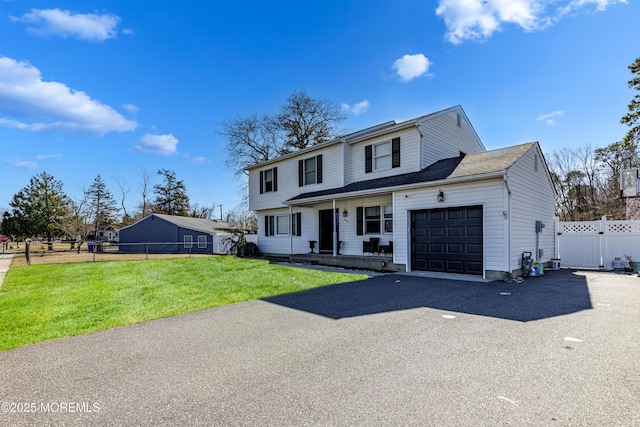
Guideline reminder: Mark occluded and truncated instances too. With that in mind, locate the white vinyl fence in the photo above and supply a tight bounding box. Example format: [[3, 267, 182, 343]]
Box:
[[557, 216, 640, 269]]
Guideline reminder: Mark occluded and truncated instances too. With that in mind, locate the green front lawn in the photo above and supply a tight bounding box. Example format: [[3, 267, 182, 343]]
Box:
[[0, 257, 367, 351]]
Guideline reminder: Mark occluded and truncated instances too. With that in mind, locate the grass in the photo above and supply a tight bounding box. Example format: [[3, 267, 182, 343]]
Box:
[[0, 256, 367, 351]]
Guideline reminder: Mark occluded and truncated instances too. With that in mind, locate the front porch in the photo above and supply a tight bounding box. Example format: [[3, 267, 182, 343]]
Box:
[[287, 253, 405, 273]]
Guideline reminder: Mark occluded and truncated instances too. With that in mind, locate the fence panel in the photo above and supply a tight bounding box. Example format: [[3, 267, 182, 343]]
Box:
[[558, 218, 640, 269]]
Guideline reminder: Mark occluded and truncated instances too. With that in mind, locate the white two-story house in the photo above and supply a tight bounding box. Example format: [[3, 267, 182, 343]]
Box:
[[247, 106, 556, 279]]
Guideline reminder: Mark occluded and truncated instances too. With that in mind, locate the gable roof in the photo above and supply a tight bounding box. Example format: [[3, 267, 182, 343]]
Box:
[[287, 142, 536, 203], [246, 105, 473, 170], [119, 214, 232, 233]]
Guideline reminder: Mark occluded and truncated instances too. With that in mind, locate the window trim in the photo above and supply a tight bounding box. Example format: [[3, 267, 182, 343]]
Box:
[[260, 167, 277, 194], [298, 155, 323, 186], [373, 141, 392, 171], [276, 215, 289, 235], [184, 235, 193, 248], [364, 206, 381, 235], [198, 235, 207, 248]]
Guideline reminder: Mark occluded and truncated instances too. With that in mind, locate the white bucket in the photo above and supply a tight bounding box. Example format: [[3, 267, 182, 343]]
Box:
[[551, 259, 561, 270]]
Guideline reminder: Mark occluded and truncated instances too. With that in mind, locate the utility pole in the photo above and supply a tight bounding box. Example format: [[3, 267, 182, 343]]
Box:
[[218, 204, 223, 221]]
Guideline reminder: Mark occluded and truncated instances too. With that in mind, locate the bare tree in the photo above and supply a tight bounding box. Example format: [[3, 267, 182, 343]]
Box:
[[275, 90, 346, 153], [114, 177, 132, 226], [227, 203, 257, 232], [221, 114, 282, 177]]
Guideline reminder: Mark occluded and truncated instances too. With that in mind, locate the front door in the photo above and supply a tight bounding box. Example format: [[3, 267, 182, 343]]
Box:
[[319, 209, 338, 253]]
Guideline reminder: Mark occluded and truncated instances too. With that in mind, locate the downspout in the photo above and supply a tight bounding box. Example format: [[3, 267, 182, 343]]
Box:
[[333, 199, 337, 257], [504, 174, 512, 276]]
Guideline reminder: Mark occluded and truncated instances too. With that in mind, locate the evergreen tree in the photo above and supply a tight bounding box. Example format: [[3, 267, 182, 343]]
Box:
[[1, 172, 69, 243], [621, 57, 640, 145], [153, 169, 190, 216], [85, 175, 119, 239]]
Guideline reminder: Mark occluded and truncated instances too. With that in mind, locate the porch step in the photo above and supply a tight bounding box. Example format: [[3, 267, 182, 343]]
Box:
[[289, 253, 405, 273]]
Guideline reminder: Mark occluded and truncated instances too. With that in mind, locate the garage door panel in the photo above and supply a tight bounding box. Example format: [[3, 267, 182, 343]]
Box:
[[411, 206, 483, 275], [429, 243, 444, 254], [467, 244, 483, 254], [447, 243, 463, 254], [447, 226, 463, 237]]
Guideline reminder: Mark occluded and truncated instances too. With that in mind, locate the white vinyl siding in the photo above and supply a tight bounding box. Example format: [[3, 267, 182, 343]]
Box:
[[394, 179, 507, 275], [248, 144, 344, 211], [419, 109, 485, 168], [506, 147, 556, 272], [349, 129, 421, 184]]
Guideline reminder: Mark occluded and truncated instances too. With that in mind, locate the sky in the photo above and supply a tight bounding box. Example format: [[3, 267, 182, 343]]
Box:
[[0, 0, 637, 218]]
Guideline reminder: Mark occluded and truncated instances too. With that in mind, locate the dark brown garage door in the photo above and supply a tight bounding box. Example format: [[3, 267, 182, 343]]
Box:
[[411, 206, 483, 275]]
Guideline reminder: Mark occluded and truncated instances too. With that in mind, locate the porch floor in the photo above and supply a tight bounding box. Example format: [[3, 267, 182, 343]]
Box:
[[287, 253, 405, 273]]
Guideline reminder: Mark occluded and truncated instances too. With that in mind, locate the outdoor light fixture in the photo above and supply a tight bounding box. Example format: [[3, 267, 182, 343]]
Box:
[[437, 190, 445, 202], [342, 209, 348, 218]]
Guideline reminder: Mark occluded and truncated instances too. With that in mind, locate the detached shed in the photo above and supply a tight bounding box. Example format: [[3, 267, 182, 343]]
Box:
[[119, 214, 233, 254]]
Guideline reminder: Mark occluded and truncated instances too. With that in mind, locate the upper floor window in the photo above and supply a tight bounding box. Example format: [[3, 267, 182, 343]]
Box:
[[259, 167, 277, 194], [374, 142, 392, 170], [365, 137, 400, 173], [298, 155, 323, 186]]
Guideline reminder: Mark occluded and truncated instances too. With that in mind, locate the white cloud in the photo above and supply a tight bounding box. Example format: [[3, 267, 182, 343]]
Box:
[[122, 103, 140, 114], [190, 156, 210, 165], [11, 8, 121, 42], [435, 0, 626, 44], [341, 100, 370, 116], [134, 134, 178, 155], [7, 159, 38, 170], [392, 54, 432, 82], [537, 110, 565, 125], [0, 57, 138, 135], [35, 154, 63, 160]]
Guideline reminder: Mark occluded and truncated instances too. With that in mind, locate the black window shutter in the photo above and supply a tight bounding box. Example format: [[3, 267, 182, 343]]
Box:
[[392, 137, 401, 168], [316, 155, 323, 183], [296, 212, 302, 236], [259, 170, 264, 194], [264, 216, 269, 236], [365, 145, 372, 173], [298, 160, 304, 187], [356, 207, 363, 236], [273, 167, 278, 192]]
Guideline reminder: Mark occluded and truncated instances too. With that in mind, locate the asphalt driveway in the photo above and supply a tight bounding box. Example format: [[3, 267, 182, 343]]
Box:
[[0, 268, 638, 426]]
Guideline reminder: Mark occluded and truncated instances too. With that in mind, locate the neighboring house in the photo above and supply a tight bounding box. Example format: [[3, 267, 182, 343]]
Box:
[[247, 105, 556, 279], [95, 226, 119, 242], [118, 214, 234, 254]]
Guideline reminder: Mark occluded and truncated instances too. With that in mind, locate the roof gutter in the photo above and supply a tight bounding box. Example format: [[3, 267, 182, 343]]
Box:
[[284, 170, 506, 205]]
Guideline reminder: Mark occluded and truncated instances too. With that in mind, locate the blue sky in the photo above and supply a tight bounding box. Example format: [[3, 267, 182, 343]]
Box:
[[0, 0, 636, 217]]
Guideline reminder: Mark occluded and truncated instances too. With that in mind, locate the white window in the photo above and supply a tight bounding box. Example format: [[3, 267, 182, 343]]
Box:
[[276, 215, 289, 235], [265, 216, 275, 236], [374, 142, 392, 171], [198, 235, 207, 248], [184, 235, 193, 248], [304, 157, 317, 185], [264, 168, 274, 192], [384, 205, 393, 233], [365, 206, 381, 234]]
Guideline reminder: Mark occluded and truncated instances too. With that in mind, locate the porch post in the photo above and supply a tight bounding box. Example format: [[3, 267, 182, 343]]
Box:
[[289, 205, 293, 255], [333, 199, 337, 257]]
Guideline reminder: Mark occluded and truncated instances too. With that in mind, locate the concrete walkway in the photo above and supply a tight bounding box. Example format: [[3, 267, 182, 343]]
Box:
[[0, 253, 13, 289]]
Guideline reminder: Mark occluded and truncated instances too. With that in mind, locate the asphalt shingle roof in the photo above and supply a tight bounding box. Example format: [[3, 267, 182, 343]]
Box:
[[287, 142, 536, 202], [153, 214, 232, 233]]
